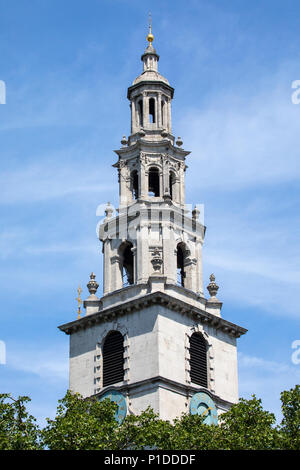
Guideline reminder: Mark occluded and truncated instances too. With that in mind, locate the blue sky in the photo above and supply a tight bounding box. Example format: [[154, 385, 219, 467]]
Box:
[[0, 0, 299, 425]]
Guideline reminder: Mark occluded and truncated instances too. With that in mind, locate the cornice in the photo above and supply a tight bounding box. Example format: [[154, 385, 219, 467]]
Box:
[[58, 291, 247, 338], [93, 376, 235, 411], [127, 81, 175, 99], [114, 139, 190, 158]]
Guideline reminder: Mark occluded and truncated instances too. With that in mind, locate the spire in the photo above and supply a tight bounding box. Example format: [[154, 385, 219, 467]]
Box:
[[141, 14, 159, 71], [147, 13, 154, 46], [126, 14, 174, 143]]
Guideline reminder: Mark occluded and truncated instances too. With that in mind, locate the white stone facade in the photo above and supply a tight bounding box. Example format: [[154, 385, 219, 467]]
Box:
[[59, 34, 247, 421], [100, 201, 205, 296], [61, 286, 246, 419]]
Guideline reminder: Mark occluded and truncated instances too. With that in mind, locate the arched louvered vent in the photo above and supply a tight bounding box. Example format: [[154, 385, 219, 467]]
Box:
[[103, 331, 124, 387], [189, 333, 208, 387]]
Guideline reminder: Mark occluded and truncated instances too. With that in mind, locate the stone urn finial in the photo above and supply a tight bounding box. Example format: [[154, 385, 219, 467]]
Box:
[[121, 135, 128, 146], [192, 206, 200, 220], [176, 136, 183, 147], [87, 272, 99, 296], [105, 202, 113, 219], [207, 274, 219, 300]]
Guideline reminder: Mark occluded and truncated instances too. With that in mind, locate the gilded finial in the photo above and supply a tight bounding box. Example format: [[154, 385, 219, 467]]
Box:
[[76, 284, 83, 319], [147, 12, 154, 45]]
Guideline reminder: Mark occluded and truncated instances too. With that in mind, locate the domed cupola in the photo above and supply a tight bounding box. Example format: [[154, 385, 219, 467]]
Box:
[[127, 20, 174, 144]]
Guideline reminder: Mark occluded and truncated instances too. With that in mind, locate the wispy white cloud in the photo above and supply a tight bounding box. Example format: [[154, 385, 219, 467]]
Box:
[[0, 38, 126, 133], [180, 66, 300, 190], [0, 154, 114, 205], [24, 243, 98, 255], [238, 352, 300, 421], [8, 345, 68, 383], [0, 227, 99, 259], [239, 352, 297, 375], [201, 194, 300, 318], [206, 250, 300, 287], [204, 259, 300, 319]]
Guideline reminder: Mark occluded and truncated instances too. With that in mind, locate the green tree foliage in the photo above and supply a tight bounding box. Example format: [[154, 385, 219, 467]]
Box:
[[110, 407, 173, 450], [0, 394, 41, 450], [218, 395, 278, 449], [0, 386, 299, 450], [279, 385, 300, 449], [163, 413, 223, 450], [41, 391, 118, 450]]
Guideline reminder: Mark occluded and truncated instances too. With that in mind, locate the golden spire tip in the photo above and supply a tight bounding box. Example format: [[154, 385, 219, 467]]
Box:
[[76, 284, 83, 319], [147, 12, 154, 45]]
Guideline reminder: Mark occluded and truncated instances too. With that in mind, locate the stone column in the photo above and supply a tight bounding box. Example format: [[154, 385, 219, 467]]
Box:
[[157, 93, 162, 128], [162, 222, 176, 283], [143, 93, 148, 129], [131, 245, 137, 285], [179, 163, 185, 206], [162, 99, 166, 128], [159, 169, 164, 197], [184, 258, 197, 292], [119, 161, 128, 207], [136, 220, 149, 283], [127, 173, 133, 204], [174, 176, 180, 204], [163, 159, 169, 196], [103, 238, 111, 295], [140, 154, 147, 198], [110, 255, 122, 291], [131, 100, 136, 134], [196, 241, 204, 296], [167, 99, 172, 133]]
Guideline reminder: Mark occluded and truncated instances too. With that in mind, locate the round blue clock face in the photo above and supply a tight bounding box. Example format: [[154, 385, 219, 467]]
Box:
[[99, 390, 127, 424], [190, 392, 218, 425]]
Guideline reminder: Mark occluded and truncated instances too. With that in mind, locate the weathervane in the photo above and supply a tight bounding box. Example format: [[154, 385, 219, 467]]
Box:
[[147, 12, 154, 46], [76, 284, 83, 319]]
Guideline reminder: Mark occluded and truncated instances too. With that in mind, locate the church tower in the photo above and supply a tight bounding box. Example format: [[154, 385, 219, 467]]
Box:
[[59, 24, 247, 423]]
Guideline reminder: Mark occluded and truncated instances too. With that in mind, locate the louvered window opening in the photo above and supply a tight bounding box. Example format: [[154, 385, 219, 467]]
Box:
[[103, 331, 124, 387], [189, 333, 208, 388]]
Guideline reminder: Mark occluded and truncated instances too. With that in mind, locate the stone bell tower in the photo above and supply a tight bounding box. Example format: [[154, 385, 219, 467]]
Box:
[[59, 24, 247, 423]]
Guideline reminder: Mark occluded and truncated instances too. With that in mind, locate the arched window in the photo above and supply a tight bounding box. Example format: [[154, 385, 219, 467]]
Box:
[[169, 171, 175, 200], [148, 167, 160, 197], [131, 170, 139, 199], [119, 241, 134, 287], [177, 243, 186, 287], [189, 332, 208, 388], [161, 100, 164, 126], [137, 100, 143, 127], [149, 98, 156, 123], [103, 331, 124, 387]]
